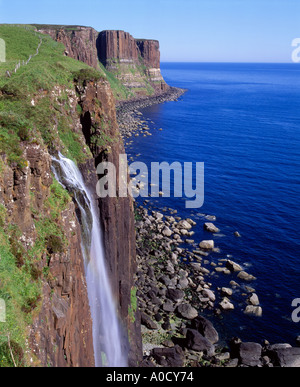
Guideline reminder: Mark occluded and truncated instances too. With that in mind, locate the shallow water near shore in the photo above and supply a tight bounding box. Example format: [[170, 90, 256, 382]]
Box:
[[124, 62, 300, 346]]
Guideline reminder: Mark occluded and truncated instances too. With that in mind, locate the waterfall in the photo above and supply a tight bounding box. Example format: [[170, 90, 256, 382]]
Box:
[[52, 152, 127, 367]]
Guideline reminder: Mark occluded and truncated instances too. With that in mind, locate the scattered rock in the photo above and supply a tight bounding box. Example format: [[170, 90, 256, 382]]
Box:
[[221, 287, 233, 297], [186, 329, 215, 356], [238, 342, 262, 367], [190, 316, 219, 344], [141, 312, 158, 330], [204, 223, 220, 233], [202, 289, 216, 302], [199, 240, 215, 250], [177, 304, 198, 320], [162, 226, 173, 237], [226, 260, 243, 272], [267, 347, 300, 368], [152, 346, 184, 367], [237, 271, 256, 282], [248, 293, 260, 306], [166, 288, 185, 303], [219, 298, 234, 311], [244, 305, 263, 317]]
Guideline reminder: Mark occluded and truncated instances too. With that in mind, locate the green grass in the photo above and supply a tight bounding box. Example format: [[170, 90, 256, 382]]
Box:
[[0, 177, 72, 367], [98, 61, 134, 100], [0, 25, 104, 165], [128, 286, 138, 323]]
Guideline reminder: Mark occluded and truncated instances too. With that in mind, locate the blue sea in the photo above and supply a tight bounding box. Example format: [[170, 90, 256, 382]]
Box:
[[125, 63, 300, 346]]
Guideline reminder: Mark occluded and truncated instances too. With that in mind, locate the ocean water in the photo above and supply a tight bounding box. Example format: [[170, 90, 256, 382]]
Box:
[[125, 63, 300, 346]]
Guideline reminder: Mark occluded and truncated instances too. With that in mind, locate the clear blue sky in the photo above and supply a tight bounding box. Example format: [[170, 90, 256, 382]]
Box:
[[0, 0, 299, 62]]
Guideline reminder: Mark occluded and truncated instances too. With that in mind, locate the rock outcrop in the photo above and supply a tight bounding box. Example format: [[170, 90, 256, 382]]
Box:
[[0, 144, 95, 367], [97, 30, 169, 95], [35, 25, 99, 69], [36, 25, 169, 98], [75, 76, 142, 366]]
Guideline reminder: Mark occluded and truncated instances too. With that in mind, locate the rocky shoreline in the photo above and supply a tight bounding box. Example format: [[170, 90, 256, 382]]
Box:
[[117, 87, 187, 139], [117, 92, 300, 367]]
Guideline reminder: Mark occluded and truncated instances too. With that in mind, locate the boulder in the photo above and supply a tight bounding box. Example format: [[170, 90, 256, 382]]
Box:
[[141, 312, 158, 330], [199, 240, 215, 250], [179, 220, 193, 230], [244, 305, 262, 317], [163, 300, 176, 313], [238, 342, 262, 367], [221, 287, 233, 297], [190, 316, 219, 344], [219, 297, 234, 311], [237, 271, 256, 282], [152, 346, 184, 367], [177, 303, 198, 320], [202, 289, 216, 302], [166, 288, 185, 303], [186, 329, 215, 356], [204, 223, 220, 233], [162, 226, 173, 237], [248, 293, 260, 306], [267, 347, 300, 367], [226, 260, 243, 272]]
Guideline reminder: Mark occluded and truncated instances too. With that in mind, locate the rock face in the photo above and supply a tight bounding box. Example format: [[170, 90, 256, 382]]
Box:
[[0, 71, 142, 366], [75, 76, 142, 366], [37, 26, 170, 98], [35, 25, 99, 69], [97, 30, 169, 94], [0, 144, 94, 367]]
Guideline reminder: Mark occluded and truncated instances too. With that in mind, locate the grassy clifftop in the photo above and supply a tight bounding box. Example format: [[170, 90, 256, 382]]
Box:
[[0, 24, 104, 165]]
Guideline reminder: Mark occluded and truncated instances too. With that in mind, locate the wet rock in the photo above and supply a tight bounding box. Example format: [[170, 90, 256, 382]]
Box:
[[237, 271, 256, 282], [219, 298, 234, 311], [248, 293, 260, 306], [162, 226, 173, 237], [244, 305, 263, 317], [215, 267, 231, 275], [221, 287, 233, 297], [226, 260, 243, 272], [204, 223, 220, 233], [202, 289, 216, 302], [199, 240, 215, 250], [178, 220, 192, 230]]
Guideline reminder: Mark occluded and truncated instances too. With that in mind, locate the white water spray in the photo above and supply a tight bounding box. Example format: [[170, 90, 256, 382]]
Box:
[[52, 152, 127, 367]]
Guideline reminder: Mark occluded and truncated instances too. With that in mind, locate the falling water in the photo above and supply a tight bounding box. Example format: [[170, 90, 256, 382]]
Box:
[[52, 152, 127, 367]]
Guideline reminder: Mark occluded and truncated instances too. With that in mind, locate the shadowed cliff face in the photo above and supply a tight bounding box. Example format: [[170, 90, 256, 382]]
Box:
[[0, 144, 95, 367], [75, 77, 142, 366]]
